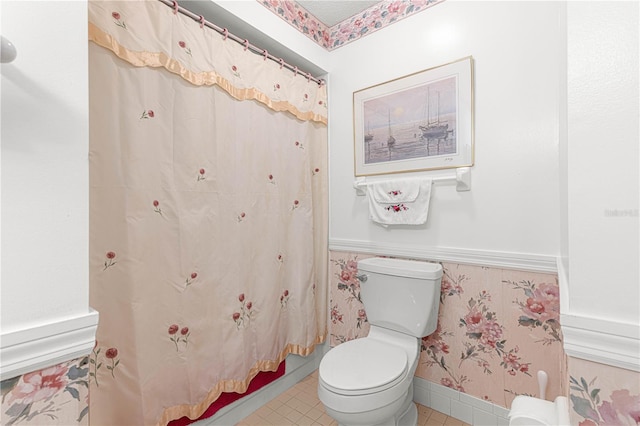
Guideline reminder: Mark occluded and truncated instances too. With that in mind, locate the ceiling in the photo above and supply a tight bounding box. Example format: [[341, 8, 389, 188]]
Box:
[[296, 1, 381, 27]]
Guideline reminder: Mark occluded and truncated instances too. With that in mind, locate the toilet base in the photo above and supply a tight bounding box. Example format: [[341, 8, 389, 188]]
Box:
[[396, 400, 417, 426], [331, 385, 418, 426]]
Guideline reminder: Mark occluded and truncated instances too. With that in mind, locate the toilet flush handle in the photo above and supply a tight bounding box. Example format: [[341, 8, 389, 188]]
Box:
[[356, 274, 367, 282]]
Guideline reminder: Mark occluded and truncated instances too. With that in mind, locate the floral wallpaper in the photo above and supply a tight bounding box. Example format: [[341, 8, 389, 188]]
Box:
[[329, 251, 566, 409], [568, 357, 640, 426], [1, 357, 89, 425], [259, 0, 446, 51]]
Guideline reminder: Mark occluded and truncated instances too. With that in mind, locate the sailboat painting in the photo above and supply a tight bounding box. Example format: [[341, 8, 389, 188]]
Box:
[[354, 56, 474, 176]]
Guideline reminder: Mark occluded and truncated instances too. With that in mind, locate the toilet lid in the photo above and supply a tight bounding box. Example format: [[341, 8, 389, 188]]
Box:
[[319, 338, 408, 394]]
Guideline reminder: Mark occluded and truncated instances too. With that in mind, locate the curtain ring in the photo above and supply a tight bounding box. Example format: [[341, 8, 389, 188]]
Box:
[[293, 66, 298, 77], [172, 0, 179, 14], [199, 15, 205, 29], [243, 39, 249, 51], [263, 50, 268, 61], [306, 72, 311, 82], [222, 28, 228, 41], [279, 58, 284, 69]]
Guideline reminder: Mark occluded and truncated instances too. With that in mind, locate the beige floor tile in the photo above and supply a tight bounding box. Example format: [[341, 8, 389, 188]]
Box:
[[264, 410, 287, 425], [284, 409, 305, 423], [274, 403, 295, 417], [236, 370, 465, 426], [296, 415, 317, 426], [428, 410, 449, 423], [444, 417, 465, 426], [305, 407, 324, 421]]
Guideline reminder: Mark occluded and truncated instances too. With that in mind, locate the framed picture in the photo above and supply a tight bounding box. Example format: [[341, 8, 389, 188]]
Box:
[[353, 56, 474, 176]]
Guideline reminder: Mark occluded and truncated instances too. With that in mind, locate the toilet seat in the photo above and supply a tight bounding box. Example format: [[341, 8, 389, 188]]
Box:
[[319, 338, 408, 396]]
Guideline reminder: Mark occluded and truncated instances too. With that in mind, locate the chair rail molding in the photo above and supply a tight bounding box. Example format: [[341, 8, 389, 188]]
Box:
[[0, 310, 99, 381], [328, 238, 558, 273], [561, 313, 640, 372]]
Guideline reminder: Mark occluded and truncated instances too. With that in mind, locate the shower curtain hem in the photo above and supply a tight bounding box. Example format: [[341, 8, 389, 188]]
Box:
[[157, 334, 327, 426]]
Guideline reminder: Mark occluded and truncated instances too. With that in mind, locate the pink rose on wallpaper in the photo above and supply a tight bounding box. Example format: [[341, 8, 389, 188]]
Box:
[[463, 307, 484, 334], [611, 390, 640, 423], [479, 319, 503, 349], [330, 304, 344, 324], [508, 279, 562, 344], [422, 324, 451, 356], [356, 308, 368, 329], [385, 1, 407, 18], [8, 364, 69, 404], [570, 376, 640, 425], [440, 377, 465, 392], [307, 19, 318, 35], [282, 1, 297, 21], [332, 257, 362, 304], [522, 282, 559, 323]]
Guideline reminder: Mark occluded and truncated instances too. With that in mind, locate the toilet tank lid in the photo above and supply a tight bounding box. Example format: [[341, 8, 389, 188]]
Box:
[[357, 258, 443, 279]]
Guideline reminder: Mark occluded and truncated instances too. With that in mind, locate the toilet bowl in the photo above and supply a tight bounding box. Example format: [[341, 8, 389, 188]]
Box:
[[318, 258, 443, 426], [318, 327, 419, 426], [509, 395, 571, 426]]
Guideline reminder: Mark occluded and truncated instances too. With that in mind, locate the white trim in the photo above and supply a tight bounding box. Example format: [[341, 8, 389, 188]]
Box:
[[413, 376, 510, 425], [556, 256, 571, 313], [0, 310, 99, 381], [329, 238, 558, 273], [561, 313, 640, 372]]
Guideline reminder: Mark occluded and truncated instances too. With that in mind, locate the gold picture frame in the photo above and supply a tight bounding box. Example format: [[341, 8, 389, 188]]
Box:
[[353, 56, 474, 177]]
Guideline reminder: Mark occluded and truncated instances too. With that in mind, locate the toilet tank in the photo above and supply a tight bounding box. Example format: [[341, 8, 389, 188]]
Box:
[[357, 257, 442, 338]]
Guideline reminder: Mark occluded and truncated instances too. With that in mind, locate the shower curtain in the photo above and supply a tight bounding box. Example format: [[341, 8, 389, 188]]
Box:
[[88, 1, 328, 424]]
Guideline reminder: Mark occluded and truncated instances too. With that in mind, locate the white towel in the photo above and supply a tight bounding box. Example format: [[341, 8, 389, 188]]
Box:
[[367, 177, 432, 226]]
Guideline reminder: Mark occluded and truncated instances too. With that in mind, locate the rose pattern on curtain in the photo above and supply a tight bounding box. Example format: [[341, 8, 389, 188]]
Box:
[[88, 1, 328, 424]]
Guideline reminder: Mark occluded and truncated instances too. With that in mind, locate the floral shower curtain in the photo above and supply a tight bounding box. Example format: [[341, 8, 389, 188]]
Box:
[[88, 1, 328, 424]]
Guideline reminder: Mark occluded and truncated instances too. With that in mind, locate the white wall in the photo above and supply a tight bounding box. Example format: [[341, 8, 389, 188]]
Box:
[[566, 2, 639, 325], [1, 1, 89, 332], [328, 1, 562, 258]]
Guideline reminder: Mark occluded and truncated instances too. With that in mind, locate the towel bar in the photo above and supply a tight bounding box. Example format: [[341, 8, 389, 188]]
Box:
[[353, 167, 471, 195]]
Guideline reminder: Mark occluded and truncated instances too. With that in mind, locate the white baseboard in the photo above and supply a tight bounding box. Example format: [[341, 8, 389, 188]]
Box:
[[198, 342, 328, 425], [0, 309, 99, 381], [413, 377, 510, 425], [561, 313, 640, 372], [329, 239, 558, 273]]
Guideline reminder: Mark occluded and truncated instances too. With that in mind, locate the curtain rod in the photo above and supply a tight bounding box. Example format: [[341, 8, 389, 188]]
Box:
[[157, 0, 324, 86]]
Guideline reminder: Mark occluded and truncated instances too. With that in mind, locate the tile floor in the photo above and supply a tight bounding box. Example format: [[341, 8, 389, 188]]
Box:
[[236, 370, 471, 426]]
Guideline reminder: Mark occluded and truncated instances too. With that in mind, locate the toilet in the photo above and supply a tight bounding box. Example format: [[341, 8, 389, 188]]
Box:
[[318, 257, 443, 426]]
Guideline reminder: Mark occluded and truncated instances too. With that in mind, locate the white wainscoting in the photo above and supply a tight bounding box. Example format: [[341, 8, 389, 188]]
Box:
[[0, 310, 99, 381]]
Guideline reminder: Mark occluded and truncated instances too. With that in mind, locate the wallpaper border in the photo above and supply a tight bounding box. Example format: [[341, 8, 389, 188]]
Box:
[[0, 310, 99, 381]]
